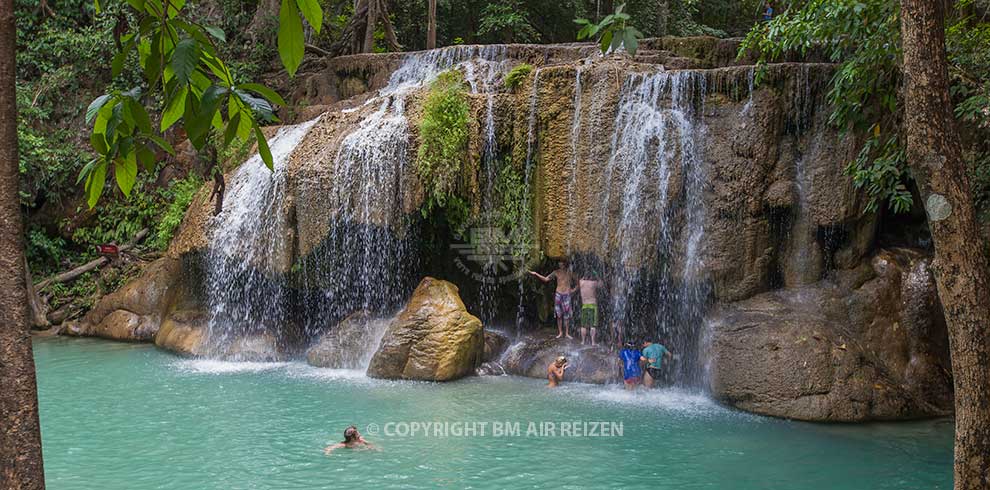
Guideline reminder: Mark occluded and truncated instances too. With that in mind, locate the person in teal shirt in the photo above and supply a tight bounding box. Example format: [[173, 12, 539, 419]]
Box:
[[640, 340, 672, 388]]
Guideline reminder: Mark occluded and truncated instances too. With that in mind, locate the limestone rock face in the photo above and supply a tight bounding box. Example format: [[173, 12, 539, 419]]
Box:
[[366, 278, 484, 381], [307, 311, 392, 369], [499, 331, 619, 384], [155, 312, 209, 357], [66, 258, 182, 342], [707, 248, 953, 422]]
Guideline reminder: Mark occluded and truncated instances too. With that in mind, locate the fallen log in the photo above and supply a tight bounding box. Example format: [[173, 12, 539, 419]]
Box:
[[34, 228, 149, 291]]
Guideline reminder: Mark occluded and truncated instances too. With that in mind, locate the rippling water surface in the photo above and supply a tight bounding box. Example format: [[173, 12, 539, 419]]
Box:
[[34, 338, 953, 489]]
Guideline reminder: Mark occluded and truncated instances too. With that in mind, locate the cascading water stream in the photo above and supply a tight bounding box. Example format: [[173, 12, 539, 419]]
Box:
[[784, 65, 824, 286], [203, 118, 320, 359], [515, 67, 542, 337], [591, 69, 710, 387], [465, 47, 510, 325], [303, 45, 512, 344], [565, 66, 584, 255]]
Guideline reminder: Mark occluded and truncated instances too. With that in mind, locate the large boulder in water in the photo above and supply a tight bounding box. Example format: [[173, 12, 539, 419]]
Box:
[[499, 330, 619, 384], [307, 311, 392, 369], [707, 248, 953, 422], [366, 277, 484, 381]]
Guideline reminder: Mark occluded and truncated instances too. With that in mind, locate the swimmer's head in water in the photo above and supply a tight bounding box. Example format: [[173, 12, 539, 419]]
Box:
[[555, 356, 567, 366], [344, 425, 359, 442]]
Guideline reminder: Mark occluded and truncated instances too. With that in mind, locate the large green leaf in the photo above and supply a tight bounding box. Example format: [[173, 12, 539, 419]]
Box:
[[86, 94, 112, 123], [203, 25, 226, 42], [115, 152, 139, 197], [127, 99, 153, 134], [161, 85, 188, 131], [235, 89, 274, 120], [147, 135, 175, 155], [90, 132, 108, 155], [278, 0, 304, 78], [623, 28, 638, 55], [223, 112, 241, 147], [187, 86, 226, 148], [77, 158, 98, 185], [171, 38, 200, 85], [137, 145, 157, 171], [166, 0, 186, 18], [599, 30, 613, 54], [255, 125, 273, 170], [295, 0, 322, 34], [238, 83, 287, 107], [85, 161, 108, 209], [200, 51, 233, 84]]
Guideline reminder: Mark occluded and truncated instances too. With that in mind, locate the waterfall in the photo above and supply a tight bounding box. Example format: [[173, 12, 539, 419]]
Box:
[[515, 67, 542, 336], [303, 46, 510, 336], [565, 66, 584, 255], [465, 47, 510, 325], [591, 70, 710, 386], [784, 65, 825, 286], [203, 119, 320, 359]]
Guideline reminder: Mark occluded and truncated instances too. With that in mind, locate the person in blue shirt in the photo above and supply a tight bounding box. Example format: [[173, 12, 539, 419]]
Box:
[[619, 342, 643, 390], [763, 1, 774, 22], [640, 339, 672, 388]]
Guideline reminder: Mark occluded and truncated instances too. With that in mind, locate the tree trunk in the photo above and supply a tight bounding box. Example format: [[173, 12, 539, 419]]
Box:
[[427, 0, 437, 49], [363, 0, 377, 53], [900, 1, 990, 489], [248, 0, 280, 44], [0, 0, 46, 486]]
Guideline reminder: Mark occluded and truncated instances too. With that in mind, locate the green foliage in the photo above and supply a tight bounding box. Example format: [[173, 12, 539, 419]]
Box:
[[417, 70, 472, 218], [478, 0, 540, 43], [947, 5, 990, 131], [149, 175, 203, 250], [25, 227, 68, 278], [83, 0, 321, 208], [739, 0, 905, 213], [504, 63, 533, 90], [740, 0, 990, 215], [846, 132, 912, 213], [492, 158, 531, 251], [683, 0, 763, 37], [575, 3, 644, 56], [71, 180, 158, 253], [968, 151, 990, 221]]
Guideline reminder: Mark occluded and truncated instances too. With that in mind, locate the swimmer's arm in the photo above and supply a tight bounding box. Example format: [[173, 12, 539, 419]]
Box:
[[324, 443, 344, 455], [528, 271, 551, 283]]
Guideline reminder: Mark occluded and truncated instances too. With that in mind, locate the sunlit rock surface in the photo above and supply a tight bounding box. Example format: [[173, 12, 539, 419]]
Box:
[[367, 277, 484, 381]]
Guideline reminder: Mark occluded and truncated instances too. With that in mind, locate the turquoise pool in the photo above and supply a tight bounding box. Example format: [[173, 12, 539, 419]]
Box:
[[33, 337, 954, 489]]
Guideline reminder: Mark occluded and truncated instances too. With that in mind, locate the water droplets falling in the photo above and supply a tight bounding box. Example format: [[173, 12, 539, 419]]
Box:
[[203, 118, 320, 359]]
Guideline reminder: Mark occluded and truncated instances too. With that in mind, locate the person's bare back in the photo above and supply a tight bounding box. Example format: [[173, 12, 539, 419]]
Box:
[[579, 278, 601, 304]]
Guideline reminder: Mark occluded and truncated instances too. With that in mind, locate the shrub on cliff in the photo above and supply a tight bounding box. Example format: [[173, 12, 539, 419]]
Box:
[[416, 70, 473, 227]]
